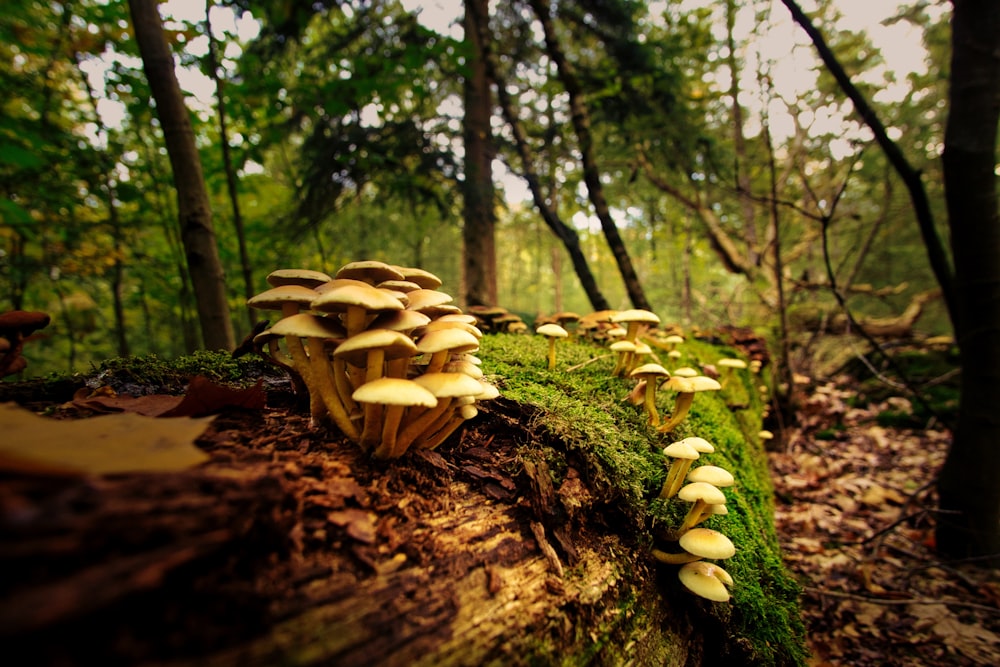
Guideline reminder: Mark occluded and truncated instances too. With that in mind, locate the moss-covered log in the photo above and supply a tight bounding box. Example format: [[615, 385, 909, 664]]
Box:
[[0, 335, 806, 666]]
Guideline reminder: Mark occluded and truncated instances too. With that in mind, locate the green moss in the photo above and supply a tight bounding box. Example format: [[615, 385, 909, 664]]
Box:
[[480, 333, 808, 666]]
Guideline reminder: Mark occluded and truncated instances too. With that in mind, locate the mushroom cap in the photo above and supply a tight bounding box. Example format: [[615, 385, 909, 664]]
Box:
[[552, 311, 581, 324], [475, 382, 501, 400], [677, 482, 727, 505], [376, 279, 423, 293], [333, 329, 417, 365], [412, 371, 484, 398], [536, 323, 568, 338], [352, 377, 437, 407], [419, 319, 484, 339], [679, 528, 736, 560], [405, 289, 454, 312], [606, 326, 629, 338], [674, 376, 722, 392], [678, 561, 733, 602], [610, 309, 661, 325], [368, 309, 432, 333], [671, 366, 699, 378], [0, 310, 51, 337], [609, 340, 636, 353], [663, 334, 685, 345], [686, 465, 735, 488], [660, 376, 694, 393], [312, 283, 404, 314], [717, 357, 748, 370], [758, 430, 775, 440], [265, 268, 332, 288], [675, 436, 715, 454], [267, 313, 347, 341], [663, 441, 700, 461], [335, 260, 405, 285], [393, 266, 443, 290], [436, 313, 479, 325], [442, 359, 484, 378], [248, 285, 318, 310], [416, 328, 480, 355], [630, 363, 670, 379]]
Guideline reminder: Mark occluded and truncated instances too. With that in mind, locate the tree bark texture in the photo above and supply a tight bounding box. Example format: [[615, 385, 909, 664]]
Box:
[[2, 402, 732, 666], [936, 0, 1000, 563], [461, 0, 499, 308], [128, 0, 235, 351], [469, 0, 611, 311], [528, 0, 652, 312]]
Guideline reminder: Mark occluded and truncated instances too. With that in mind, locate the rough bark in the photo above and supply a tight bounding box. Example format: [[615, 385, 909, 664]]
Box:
[[128, 0, 235, 351], [528, 0, 652, 311], [936, 0, 1000, 563], [461, 0, 498, 308], [469, 1, 611, 311]]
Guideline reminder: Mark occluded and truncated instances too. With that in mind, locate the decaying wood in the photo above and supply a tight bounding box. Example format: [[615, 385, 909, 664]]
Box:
[[1, 399, 733, 666], [792, 289, 942, 338]]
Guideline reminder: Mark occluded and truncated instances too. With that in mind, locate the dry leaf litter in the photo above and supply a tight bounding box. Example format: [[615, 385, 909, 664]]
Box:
[[772, 377, 1000, 666]]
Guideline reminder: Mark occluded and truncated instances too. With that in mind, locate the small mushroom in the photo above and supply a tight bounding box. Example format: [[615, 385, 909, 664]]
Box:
[[716, 357, 748, 389], [652, 527, 736, 564], [353, 378, 437, 459], [629, 363, 671, 426], [657, 376, 723, 434], [659, 441, 701, 499], [676, 482, 728, 535], [678, 560, 734, 602], [536, 323, 568, 370]]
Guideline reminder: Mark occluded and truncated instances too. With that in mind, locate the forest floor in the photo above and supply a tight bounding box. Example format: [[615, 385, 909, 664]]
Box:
[[770, 377, 1000, 666]]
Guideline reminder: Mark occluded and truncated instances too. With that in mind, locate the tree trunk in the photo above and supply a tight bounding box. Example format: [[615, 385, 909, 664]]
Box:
[[469, 1, 611, 312], [936, 0, 1000, 563], [128, 0, 235, 351], [528, 0, 651, 311], [206, 0, 256, 330], [461, 0, 498, 308]]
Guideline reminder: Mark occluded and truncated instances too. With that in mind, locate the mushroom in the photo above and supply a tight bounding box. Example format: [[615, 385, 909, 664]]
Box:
[[716, 357, 748, 389], [416, 328, 480, 374], [0, 310, 50, 376], [609, 340, 637, 377], [265, 268, 332, 289], [659, 440, 701, 499], [685, 465, 735, 525], [675, 482, 728, 535], [677, 560, 734, 602], [652, 527, 736, 565], [536, 323, 568, 370], [657, 376, 723, 434], [335, 260, 405, 285], [392, 265, 443, 290], [268, 313, 356, 438], [629, 363, 671, 426], [662, 333, 685, 352], [418, 399, 479, 451], [352, 378, 437, 459], [396, 371, 485, 451]]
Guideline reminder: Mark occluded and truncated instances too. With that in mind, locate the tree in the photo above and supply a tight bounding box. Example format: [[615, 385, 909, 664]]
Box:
[[127, 0, 235, 351], [936, 0, 1000, 562], [461, 0, 498, 307]]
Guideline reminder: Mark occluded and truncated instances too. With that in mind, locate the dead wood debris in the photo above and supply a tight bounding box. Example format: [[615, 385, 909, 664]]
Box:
[[771, 378, 1000, 666]]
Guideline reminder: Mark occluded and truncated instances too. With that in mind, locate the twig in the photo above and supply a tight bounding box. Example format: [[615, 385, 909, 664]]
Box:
[[803, 587, 1000, 614], [565, 354, 610, 373]]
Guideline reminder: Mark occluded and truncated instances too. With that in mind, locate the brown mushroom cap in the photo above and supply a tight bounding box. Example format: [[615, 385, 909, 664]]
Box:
[[335, 260, 405, 285], [392, 266, 443, 290], [0, 310, 51, 338], [267, 313, 347, 341], [311, 283, 405, 316], [266, 268, 332, 288], [405, 289, 455, 313], [416, 328, 481, 356], [248, 285, 319, 311], [333, 329, 418, 367]]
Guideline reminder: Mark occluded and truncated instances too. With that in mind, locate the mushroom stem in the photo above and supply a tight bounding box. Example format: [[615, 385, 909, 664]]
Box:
[[658, 391, 695, 433], [418, 411, 468, 451], [306, 338, 359, 441], [651, 548, 699, 565], [359, 349, 388, 449], [642, 381, 660, 426], [397, 397, 454, 452], [659, 458, 696, 499], [677, 500, 709, 535], [546, 338, 557, 370], [373, 404, 407, 459], [426, 350, 450, 374]]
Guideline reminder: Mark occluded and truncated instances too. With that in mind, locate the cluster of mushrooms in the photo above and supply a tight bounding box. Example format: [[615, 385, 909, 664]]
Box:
[[531, 308, 756, 602], [652, 436, 737, 602], [249, 260, 498, 460]]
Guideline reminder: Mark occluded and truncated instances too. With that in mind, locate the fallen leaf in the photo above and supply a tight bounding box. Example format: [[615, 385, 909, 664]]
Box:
[[0, 402, 211, 475], [72, 376, 265, 418]]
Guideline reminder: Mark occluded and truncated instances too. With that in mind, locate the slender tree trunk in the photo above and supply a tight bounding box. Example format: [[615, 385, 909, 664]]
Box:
[[726, 0, 758, 265], [528, 0, 651, 311], [206, 0, 255, 328], [936, 0, 1000, 563], [461, 0, 498, 307], [128, 0, 235, 351], [468, 0, 610, 311]]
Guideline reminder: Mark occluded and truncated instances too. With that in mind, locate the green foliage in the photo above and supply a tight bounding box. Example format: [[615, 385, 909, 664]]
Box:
[[481, 333, 807, 666]]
